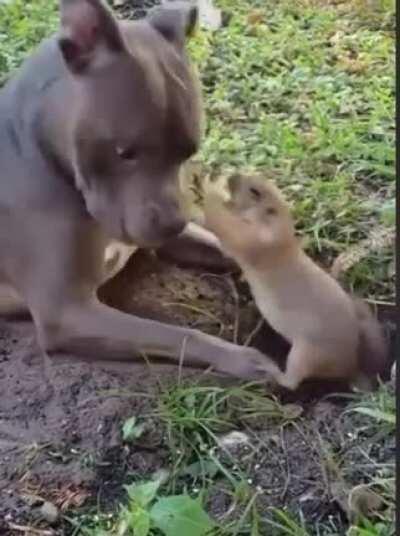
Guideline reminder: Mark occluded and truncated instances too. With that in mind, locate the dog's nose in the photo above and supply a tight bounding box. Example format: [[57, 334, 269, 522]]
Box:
[[161, 216, 186, 239], [149, 204, 186, 240]]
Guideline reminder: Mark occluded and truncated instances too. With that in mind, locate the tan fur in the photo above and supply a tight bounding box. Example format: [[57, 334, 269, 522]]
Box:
[[204, 174, 388, 390], [0, 284, 26, 317]]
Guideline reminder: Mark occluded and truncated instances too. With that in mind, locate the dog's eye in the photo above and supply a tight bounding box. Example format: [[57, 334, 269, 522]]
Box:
[[116, 145, 137, 161], [265, 207, 277, 216], [249, 187, 261, 200]]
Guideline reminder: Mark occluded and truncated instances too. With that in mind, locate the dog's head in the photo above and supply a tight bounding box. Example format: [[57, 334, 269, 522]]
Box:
[[59, 0, 202, 246]]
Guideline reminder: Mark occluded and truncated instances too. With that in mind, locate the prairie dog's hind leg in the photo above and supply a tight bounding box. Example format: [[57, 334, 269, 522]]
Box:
[[258, 341, 338, 391], [277, 341, 357, 391], [275, 343, 316, 391]]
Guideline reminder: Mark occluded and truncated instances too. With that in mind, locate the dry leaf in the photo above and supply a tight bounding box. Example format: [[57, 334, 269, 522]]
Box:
[[338, 57, 367, 73], [331, 226, 395, 278], [348, 484, 383, 520], [282, 403, 303, 420], [247, 9, 265, 26]]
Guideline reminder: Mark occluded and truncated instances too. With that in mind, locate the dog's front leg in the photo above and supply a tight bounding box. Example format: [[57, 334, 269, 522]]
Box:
[[8, 216, 269, 380], [37, 298, 270, 379]]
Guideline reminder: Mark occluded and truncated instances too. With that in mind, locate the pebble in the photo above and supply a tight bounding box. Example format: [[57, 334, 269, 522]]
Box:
[[40, 501, 59, 524], [218, 431, 250, 448]]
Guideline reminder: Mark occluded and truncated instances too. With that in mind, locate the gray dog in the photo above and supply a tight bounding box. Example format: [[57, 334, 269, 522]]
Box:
[[0, 0, 270, 379]]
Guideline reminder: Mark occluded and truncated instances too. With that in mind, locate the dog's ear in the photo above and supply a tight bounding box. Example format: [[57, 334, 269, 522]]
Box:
[[58, 0, 125, 73], [148, 2, 198, 48]]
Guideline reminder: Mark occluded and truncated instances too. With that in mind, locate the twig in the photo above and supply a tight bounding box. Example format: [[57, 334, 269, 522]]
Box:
[[163, 302, 224, 333], [279, 427, 291, 501], [227, 276, 240, 344], [365, 298, 395, 307], [140, 351, 164, 392], [193, 365, 216, 386], [243, 317, 264, 347], [178, 335, 189, 386], [7, 523, 55, 536]]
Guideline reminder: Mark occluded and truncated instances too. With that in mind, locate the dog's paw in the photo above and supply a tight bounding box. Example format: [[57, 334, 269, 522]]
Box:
[[226, 348, 276, 381]]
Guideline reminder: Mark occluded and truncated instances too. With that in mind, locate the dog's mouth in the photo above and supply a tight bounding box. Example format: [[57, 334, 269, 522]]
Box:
[[118, 221, 176, 250]]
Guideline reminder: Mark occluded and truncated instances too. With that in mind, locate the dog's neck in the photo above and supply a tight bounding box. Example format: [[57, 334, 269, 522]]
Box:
[[37, 77, 76, 179]]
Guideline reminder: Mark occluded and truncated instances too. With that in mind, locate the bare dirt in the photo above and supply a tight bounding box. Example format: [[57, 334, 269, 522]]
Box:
[[0, 250, 396, 535]]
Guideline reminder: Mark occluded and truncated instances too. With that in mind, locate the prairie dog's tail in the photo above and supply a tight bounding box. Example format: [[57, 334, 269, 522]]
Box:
[[353, 298, 388, 378]]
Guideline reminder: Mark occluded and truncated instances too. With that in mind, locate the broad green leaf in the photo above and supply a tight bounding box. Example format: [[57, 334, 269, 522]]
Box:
[[150, 495, 214, 536], [118, 506, 151, 536], [124, 480, 161, 508], [117, 507, 130, 536], [179, 460, 219, 480], [129, 508, 151, 536]]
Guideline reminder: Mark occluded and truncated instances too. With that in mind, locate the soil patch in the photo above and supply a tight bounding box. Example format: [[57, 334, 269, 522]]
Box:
[[0, 251, 395, 535]]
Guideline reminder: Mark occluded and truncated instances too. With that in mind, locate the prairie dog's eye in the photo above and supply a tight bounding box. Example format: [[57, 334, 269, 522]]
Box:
[[116, 145, 137, 161], [265, 206, 277, 216], [249, 186, 261, 200]]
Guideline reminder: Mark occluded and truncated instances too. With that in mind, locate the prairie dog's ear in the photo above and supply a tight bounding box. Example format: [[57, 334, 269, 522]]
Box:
[[58, 0, 125, 74], [148, 1, 198, 48]]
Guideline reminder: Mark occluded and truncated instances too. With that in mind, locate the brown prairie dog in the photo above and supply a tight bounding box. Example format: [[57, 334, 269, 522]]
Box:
[[204, 173, 387, 391]]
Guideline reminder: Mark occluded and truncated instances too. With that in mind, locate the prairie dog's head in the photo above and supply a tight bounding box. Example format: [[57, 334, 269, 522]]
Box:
[[204, 173, 297, 262], [227, 174, 293, 227]]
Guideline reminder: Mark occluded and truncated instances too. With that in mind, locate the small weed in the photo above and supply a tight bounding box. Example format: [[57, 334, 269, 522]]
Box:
[[347, 517, 395, 536], [0, 0, 57, 84], [152, 382, 298, 489], [347, 382, 396, 432], [122, 416, 146, 443], [187, 0, 395, 301], [72, 478, 215, 536], [264, 508, 311, 536]]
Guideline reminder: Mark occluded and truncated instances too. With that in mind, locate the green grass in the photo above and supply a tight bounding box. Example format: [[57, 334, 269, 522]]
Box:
[[0, 0, 395, 301], [62, 379, 395, 535], [188, 0, 395, 301], [65, 381, 300, 535], [0, 0, 58, 83], [0, 0, 395, 535], [348, 381, 396, 432], [153, 381, 299, 490], [0, 0, 394, 304]]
